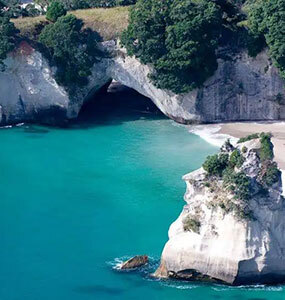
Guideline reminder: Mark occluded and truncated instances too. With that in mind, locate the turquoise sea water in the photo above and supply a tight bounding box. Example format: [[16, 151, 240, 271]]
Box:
[[0, 90, 284, 299]]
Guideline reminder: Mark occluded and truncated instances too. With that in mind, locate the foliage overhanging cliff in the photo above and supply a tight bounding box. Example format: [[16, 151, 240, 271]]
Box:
[[1, 0, 285, 93], [121, 0, 285, 94]]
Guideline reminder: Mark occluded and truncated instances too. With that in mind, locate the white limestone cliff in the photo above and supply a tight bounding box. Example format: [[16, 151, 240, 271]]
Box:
[[154, 138, 285, 285], [0, 40, 285, 125], [0, 41, 110, 125]]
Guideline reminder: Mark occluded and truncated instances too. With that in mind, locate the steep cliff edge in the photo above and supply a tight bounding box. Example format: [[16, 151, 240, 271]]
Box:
[[0, 41, 285, 126], [110, 47, 285, 123], [154, 135, 285, 285], [0, 41, 110, 125]]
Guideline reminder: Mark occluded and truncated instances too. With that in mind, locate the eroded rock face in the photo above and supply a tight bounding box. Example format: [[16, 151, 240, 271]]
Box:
[[155, 138, 285, 285], [0, 41, 284, 126], [0, 41, 68, 125], [0, 41, 110, 125], [109, 47, 285, 123]]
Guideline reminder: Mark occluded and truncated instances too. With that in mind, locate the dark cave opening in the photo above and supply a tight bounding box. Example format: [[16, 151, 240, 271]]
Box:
[[76, 81, 165, 125]]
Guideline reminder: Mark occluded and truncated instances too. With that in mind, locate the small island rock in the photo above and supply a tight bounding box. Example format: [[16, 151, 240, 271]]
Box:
[[120, 255, 148, 270], [155, 134, 285, 285]]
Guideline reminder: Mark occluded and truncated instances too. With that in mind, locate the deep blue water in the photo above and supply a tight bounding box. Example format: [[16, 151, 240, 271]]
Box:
[[0, 89, 284, 299]]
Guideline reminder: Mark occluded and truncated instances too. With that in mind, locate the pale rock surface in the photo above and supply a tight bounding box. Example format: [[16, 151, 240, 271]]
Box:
[[109, 47, 285, 123], [0, 41, 285, 125], [155, 139, 285, 285], [0, 41, 110, 125]]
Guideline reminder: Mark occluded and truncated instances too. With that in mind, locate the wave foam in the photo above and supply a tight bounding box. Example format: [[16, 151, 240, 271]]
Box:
[[107, 255, 159, 272], [106, 256, 129, 270], [212, 284, 283, 292], [0, 122, 25, 129], [189, 124, 238, 147], [161, 281, 198, 290]]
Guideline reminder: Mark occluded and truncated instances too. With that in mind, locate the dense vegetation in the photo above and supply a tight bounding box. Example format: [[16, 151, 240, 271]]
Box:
[[259, 132, 274, 161], [203, 151, 251, 203], [202, 148, 253, 220], [203, 153, 229, 177], [121, 0, 224, 94], [223, 169, 251, 201], [121, 0, 285, 93], [39, 13, 99, 86], [0, 1, 18, 69], [2, 0, 285, 91], [0, 1, 104, 86], [247, 0, 285, 80], [202, 133, 281, 220], [258, 133, 281, 186], [237, 133, 259, 143], [229, 149, 245, 168], [46, 1, 66, 22], [262, 162, 281, 186], [1, 0, 131, 84]]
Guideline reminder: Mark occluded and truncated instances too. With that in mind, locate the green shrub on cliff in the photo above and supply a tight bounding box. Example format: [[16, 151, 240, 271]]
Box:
[[0, 1, 19, 69], [262, 162, 281, 186], [183, 216, 201, 233], [39, 14, 99, 86], [46, 1, 67, 22], [237, 133, 259, 143], [0, 15, 18, 70], [121, 0, 222, 94], [247, 0, 285, 79], [223, 170, 251, 201], [229, 149, 245, 168], [259, 132, 274, 161], [203, 153, 229, 176]]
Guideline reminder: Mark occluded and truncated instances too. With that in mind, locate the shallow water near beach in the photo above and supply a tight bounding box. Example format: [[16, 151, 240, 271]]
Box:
[[0, 89, 284, 299]]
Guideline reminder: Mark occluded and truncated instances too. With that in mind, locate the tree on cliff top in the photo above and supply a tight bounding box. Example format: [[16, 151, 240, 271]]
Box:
[[46, 1, 66, 22], [0, 7, 18, 70], [247, 0, 285, 79], [39, 14, 100, 86], [121, 0, 222, 94]]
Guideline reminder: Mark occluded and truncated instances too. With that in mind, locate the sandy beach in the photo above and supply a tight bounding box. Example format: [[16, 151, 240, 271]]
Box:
[[218, 122, 285, 169]]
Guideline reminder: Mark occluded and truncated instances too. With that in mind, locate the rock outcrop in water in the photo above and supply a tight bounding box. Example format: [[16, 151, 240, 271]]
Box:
[[120, 255, 148, 270], [0, 40, 285, 125], [154, 135, 285, 285]]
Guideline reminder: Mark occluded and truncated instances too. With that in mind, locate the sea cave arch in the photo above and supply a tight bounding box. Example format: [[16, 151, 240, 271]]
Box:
[[77, 80, 164, 123]]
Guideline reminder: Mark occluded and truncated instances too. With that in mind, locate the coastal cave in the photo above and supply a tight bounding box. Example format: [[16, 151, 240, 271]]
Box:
[[77, 81, 164, 124]]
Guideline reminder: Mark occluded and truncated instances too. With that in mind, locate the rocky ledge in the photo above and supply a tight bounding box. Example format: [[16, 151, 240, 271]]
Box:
[[154, 134, 285, 285], [0, 41, 285, 126]]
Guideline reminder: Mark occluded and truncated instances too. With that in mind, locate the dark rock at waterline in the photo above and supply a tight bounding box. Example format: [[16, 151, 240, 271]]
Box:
[[168, 269, 223, 284], [120, 255, 148, 270]]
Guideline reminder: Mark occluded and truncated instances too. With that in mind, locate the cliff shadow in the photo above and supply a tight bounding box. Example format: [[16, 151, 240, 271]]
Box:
[[73, 81, 166, 129]]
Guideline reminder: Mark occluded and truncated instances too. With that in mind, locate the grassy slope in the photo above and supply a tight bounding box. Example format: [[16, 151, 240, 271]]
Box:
[[13, 6, 130, 41]]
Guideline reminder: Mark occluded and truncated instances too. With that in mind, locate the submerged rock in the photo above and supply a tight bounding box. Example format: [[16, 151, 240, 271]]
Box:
[[120, 255, 148, 270], [155, 135, 285, 285]]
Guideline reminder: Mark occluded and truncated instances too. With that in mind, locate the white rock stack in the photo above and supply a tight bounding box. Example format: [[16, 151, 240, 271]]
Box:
[[155, 136, 285, 285]]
